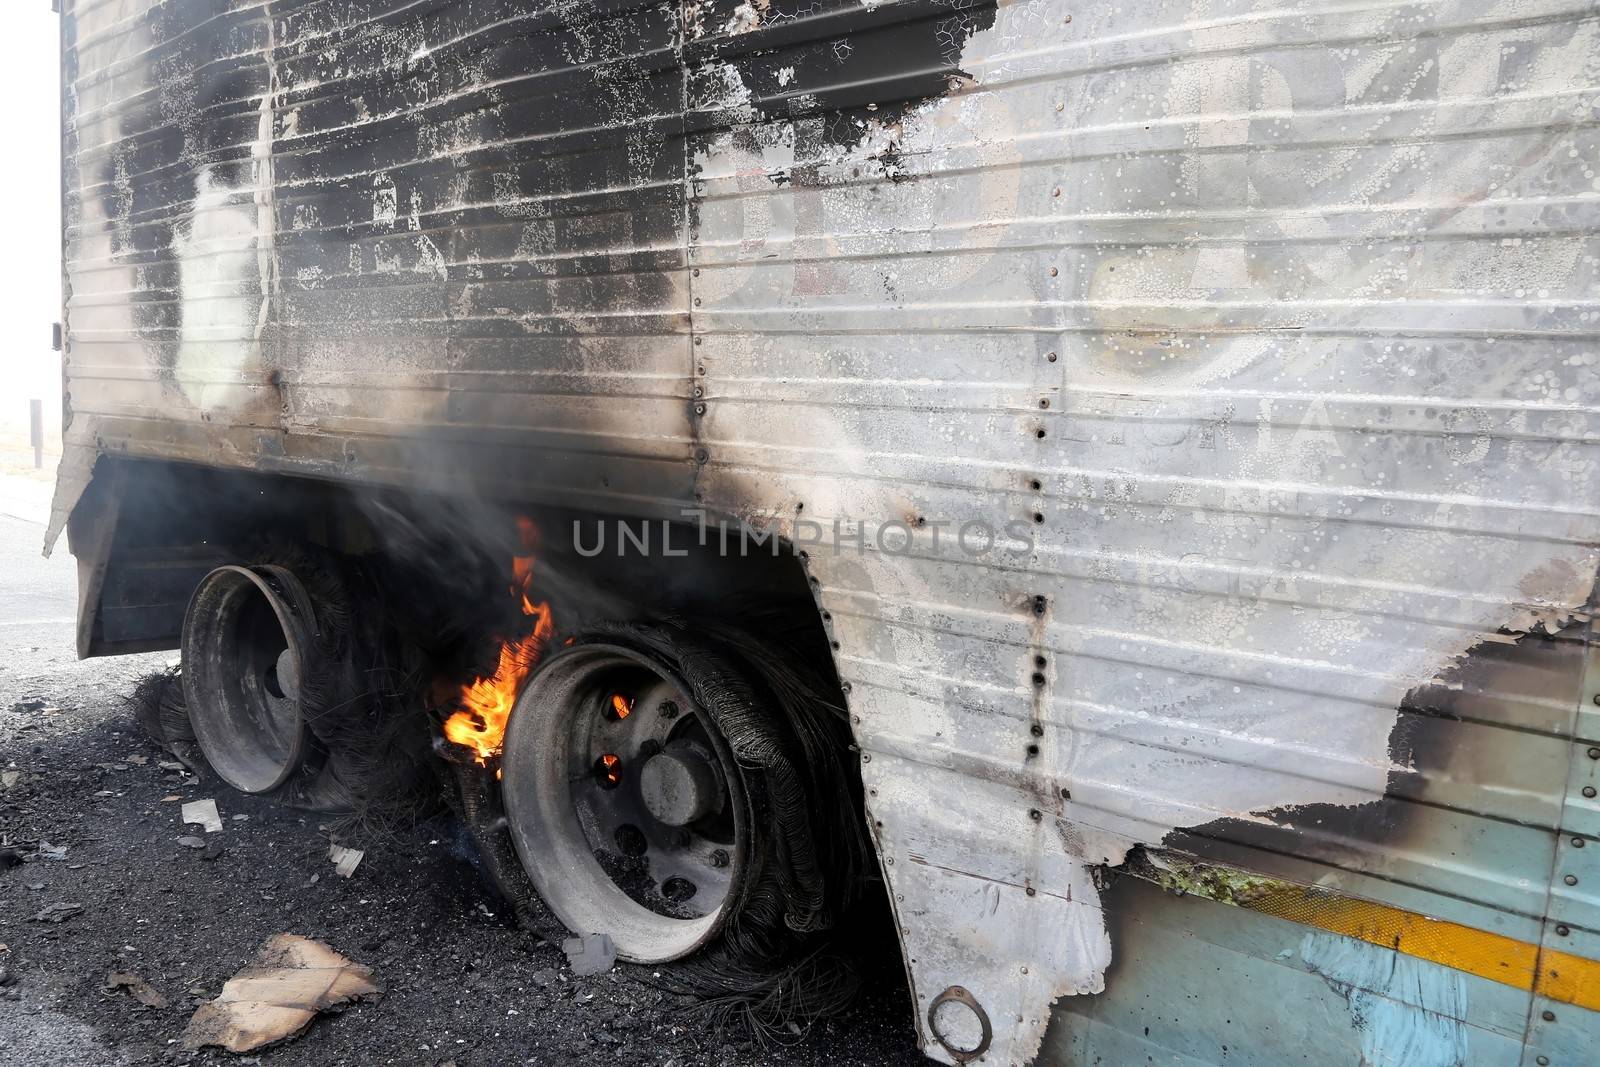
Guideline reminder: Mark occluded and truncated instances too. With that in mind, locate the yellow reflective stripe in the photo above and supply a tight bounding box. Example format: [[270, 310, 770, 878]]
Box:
[[1537, 946, 1600, 1012], [1232, 886, 1600, 1012]]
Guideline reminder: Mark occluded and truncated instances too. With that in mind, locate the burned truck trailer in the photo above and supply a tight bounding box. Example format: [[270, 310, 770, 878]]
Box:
[[54, 0, 1600, 1064]]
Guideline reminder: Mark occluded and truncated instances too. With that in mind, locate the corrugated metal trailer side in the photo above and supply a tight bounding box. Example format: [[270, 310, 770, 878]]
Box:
[[57, 1, 1600, 1062]]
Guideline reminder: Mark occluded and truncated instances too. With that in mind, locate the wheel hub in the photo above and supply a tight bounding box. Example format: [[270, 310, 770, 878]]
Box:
[[638, 748, 719, 827], [501, 641, 751, 963]]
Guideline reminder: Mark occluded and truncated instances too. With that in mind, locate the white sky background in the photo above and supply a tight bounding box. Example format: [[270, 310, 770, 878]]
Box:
[[0, 7, 63, 448]]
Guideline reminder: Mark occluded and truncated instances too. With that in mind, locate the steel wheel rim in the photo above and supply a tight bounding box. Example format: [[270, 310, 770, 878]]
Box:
[[181, 565, 311, 794], [501, 642, 749, 963]]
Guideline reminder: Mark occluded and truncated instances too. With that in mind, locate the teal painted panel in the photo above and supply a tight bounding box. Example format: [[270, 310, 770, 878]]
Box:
[[1547, 833, 1600, 934], [1553, 746, 1600, 845], [1043, 878, 1533, 1067], [1522, 920, 1600, 1066]]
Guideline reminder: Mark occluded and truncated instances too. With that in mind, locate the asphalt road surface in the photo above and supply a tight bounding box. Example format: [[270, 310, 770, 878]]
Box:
[[0, 491, 925, 1066]]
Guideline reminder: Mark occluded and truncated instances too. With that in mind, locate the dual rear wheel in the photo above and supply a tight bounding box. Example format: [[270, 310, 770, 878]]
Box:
[[182, 564, 849, 973]]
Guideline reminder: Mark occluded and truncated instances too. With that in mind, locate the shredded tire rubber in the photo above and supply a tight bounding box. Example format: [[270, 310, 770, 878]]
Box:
[[136, 544, 438, 832], [467, 618, 871, 1040]]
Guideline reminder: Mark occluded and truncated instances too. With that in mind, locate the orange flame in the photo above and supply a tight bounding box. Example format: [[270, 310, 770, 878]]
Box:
[[609, 693, 633, 720], [442, 517, 554, 763], [599, 752, 621, 787]]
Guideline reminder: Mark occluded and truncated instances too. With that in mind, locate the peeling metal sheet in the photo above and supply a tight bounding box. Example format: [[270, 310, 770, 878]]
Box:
[[57, 1, 1600, 1062]]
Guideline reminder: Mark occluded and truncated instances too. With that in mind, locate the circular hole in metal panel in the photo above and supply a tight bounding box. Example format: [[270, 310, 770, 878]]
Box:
[[928, 986, 993, 1063]]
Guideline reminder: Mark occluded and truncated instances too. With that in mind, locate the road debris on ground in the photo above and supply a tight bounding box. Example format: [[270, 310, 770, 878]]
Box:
[[180, 933, 382, 1053], [33, 841, 68, 861], [103, 970, 168, 1009], [30, 902, 85, 923], [328, 844, 363, 878], [181, 798, 223, 833], [563, 932, 617, 977], [1, 660, 920, 1064]]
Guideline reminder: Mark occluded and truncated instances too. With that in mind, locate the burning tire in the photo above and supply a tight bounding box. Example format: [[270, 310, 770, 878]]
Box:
[[502, 638, 747, 961], [500, 621, 866, 1008]]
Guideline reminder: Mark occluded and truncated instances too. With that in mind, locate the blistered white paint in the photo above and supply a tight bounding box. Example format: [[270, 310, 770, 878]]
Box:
[[373, 176, 399, 227], [171, 168, 267, 412], [252, 7, 281, 345], [723, 0, 769, 36], [414, 234, 448, 279], [168, 9, 282, 415], [691, 1, 1600, 1062]]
